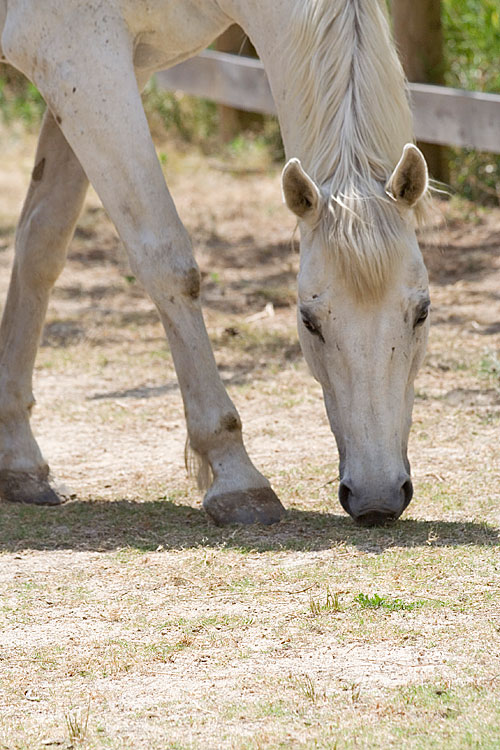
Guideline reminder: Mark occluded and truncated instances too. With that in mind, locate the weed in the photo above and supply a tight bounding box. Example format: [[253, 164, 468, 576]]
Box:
[[309, 598, 322, 616], [350, 683, 361, 704], [479, 352, 500, 387], [64, 699, 90, 745], [355, 593, 423, 612], [325, 588, 342, 611], [292, 674, 320, 704], [309, 588, 342, 615]]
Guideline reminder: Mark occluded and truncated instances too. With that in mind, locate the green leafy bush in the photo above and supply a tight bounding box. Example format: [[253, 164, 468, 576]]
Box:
[[443, 0, 500, 92], [442, 0, 500, 203], [142, 77, 217, 144], [0, 72, 45, 128]]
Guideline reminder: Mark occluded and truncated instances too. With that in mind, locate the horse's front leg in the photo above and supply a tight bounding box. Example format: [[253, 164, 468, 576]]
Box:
[[0, 110, 88, 504], [5, 23, 285, 524]]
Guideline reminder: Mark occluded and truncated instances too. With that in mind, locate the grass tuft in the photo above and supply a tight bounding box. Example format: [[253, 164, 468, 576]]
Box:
[[355, 593, 424, 612], [309, 587, 342, 615], [64, 699, 90, 745]]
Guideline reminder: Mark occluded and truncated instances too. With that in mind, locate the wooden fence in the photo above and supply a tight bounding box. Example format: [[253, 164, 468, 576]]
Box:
[[156, 49, 500, 154]]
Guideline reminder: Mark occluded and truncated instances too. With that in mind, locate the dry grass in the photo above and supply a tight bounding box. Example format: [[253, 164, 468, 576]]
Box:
[[0, 128, 499, 749]]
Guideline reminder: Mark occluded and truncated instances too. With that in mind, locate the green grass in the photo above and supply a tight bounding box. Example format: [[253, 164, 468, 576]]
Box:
[[479, 351, 500, 387], [355, 593, 425, 612]]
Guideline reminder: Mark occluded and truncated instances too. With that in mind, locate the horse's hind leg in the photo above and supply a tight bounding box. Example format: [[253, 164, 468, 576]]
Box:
[[0, 110, 88, 504]]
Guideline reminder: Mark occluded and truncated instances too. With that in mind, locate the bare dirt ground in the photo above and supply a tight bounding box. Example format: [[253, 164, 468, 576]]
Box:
[[0, 128, 499, 749]]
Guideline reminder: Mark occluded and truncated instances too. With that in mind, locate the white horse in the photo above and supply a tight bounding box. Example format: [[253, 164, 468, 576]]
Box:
[[0, 0, 431, 526]]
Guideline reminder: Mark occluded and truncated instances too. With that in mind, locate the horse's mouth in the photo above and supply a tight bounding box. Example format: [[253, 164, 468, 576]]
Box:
[[354, 510, 398, 527]]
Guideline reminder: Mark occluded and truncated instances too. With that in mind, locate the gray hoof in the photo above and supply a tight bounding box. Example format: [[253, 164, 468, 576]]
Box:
[[203, 487, 286, 526], [0, 467, 71, 506]]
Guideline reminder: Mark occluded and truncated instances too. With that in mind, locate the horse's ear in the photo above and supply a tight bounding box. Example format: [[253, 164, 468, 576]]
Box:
[[385, 144, 428, 208], [282, 158, 322, 222]]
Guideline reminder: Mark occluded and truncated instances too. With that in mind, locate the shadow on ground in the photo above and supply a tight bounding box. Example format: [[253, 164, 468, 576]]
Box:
[[1, 497, 498, 554], [420, 229, 500, 286]]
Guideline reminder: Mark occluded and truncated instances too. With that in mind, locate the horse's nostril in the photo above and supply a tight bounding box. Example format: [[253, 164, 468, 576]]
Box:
[[401, 479, 413, 510], [338, 481, 352, 515]]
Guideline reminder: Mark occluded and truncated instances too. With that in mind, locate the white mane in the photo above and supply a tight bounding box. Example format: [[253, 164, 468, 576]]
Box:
[[286, 0, 430, 298]]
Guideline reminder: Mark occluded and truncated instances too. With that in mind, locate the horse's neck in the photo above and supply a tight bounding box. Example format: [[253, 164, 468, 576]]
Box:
[[223, 0, 413, 189], [221, 0, 304, 158]]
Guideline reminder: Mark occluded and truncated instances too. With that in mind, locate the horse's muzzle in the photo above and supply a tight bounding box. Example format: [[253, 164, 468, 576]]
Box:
[[339, 478, 413, 526]]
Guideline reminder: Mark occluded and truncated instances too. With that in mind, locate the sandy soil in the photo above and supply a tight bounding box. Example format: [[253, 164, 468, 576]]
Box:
[[0, 129, 499, 749]]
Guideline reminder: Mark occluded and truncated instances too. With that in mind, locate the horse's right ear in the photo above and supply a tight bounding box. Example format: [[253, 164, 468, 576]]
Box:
[[282, 158, 322, 222], [385, 144, 428, 208]]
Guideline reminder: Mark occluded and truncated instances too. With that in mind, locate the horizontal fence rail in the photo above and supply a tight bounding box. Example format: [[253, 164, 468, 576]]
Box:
[[156, 49, 500, 154]]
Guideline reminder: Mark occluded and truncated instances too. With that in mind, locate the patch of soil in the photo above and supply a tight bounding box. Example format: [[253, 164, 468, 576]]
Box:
[[0, 131, 499, 748]]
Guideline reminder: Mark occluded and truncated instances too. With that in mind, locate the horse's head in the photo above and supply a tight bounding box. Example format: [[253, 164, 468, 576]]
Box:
[[282, 144, 430, 526]]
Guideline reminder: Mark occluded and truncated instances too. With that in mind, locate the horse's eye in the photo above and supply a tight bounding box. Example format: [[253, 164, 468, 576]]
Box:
[[302, 316, 316, 334], [301, 309, 325, 343], [414, 304, 430, 328]]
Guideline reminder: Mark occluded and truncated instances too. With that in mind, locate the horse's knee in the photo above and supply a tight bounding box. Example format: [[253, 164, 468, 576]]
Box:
[[129, 235, 202, 306], [151, 260, 202, 308]]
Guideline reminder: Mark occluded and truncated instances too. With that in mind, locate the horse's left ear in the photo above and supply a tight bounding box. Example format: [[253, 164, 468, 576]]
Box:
[[282, 158, 322, 222], [385, 144, 428, 208]]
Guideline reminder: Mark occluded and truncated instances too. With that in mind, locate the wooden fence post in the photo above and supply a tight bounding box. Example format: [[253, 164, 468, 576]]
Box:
[[391, 0, 450, 183]]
